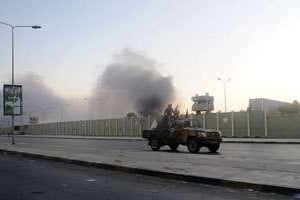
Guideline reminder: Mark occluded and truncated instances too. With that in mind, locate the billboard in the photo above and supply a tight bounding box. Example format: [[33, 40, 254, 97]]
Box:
[[191, 93, 214, 113], [3, 84, 23, 116]]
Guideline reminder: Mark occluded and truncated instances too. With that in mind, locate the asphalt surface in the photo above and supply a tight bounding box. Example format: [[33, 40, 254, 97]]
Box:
[[1, 136, 299, 162], [0, 152, 292, 200], [0, 136, 299, 194]]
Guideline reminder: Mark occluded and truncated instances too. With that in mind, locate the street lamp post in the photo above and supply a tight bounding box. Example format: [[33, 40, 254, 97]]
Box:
[[0, 21, 41, 145], [218, 77, 231, 112], [55, 103, 69, 122]]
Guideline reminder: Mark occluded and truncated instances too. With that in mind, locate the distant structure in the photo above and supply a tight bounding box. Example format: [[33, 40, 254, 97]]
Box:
[[29, 116, 39, 124], [191, 93, 214, 114], [249, 98, 291, 112]]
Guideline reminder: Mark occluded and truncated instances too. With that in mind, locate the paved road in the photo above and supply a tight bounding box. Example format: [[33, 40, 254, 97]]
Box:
[[1, 136, 299, 162], [0, 136, 299, 191], [0, 152, 291, 200]]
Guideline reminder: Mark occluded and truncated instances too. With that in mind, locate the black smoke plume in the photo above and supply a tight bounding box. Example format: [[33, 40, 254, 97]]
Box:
[[92, 49, 175, 118]]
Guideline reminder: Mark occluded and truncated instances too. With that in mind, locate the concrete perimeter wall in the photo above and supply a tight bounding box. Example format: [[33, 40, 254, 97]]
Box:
[[195, 111, 300, 138], [1, 112, 300, 138], [0, 117, 152, 137]]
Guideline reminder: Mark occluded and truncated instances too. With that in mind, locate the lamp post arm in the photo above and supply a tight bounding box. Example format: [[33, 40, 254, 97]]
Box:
[[0, 21, 13, 28], [14, 25, 40, 28]]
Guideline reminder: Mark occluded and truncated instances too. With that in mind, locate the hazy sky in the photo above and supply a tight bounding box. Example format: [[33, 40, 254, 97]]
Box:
[[1, 0, 300, 113]]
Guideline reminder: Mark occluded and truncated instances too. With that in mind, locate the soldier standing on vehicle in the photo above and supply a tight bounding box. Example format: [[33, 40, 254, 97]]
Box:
[[164, 104, 173, 117], [164, 104, 173, 127], [173, 106, 180, 120]]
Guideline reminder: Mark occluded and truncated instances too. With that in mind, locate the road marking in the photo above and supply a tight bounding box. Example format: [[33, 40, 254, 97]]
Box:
[[85, 179, 96, 182]]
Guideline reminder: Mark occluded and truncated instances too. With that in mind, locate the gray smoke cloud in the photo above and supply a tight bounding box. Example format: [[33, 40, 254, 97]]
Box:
[[92, 49, 175, 118], [0, 73, 88, 125]]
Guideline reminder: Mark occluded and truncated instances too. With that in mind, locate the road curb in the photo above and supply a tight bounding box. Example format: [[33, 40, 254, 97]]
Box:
[[0, 149, 299, 196], [14, 135, 145, 141], [222, 141, 300, 144]]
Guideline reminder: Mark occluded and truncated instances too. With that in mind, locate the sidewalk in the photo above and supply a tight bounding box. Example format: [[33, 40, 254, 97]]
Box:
[[8, 134, 300, 144]]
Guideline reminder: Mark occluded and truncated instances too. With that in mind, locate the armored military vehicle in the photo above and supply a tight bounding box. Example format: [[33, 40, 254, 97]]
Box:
[[142, 114, 222, 153]]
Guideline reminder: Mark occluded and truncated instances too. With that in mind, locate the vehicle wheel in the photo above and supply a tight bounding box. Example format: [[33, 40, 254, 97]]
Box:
[[187, 138, 200, 153], [169, 144, 179, 151], [150, 138, 160, 151], [208, 144, 220, 153]]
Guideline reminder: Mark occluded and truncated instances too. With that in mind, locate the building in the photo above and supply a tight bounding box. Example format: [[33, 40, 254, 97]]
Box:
[[249, 98, 291, 112]]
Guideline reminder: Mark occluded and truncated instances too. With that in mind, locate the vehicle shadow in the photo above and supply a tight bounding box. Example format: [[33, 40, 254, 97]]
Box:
[[144, 148, 221, 155]]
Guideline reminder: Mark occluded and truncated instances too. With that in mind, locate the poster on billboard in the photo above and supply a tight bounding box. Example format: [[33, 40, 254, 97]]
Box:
[[3, 84, 23, 116]]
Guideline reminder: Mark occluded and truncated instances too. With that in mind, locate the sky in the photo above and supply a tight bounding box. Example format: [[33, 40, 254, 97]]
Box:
[[1, 0, 300, 117]]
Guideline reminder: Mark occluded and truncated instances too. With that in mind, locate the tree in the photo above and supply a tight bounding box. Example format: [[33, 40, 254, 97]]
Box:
[[126, 112, 137, 118]]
